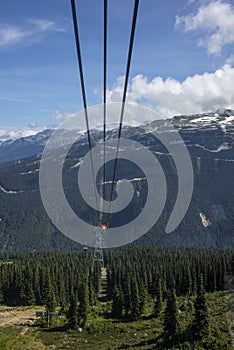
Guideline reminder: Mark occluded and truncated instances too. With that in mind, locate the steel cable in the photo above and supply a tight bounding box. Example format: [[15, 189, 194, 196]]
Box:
[[107, 0, 139, 224]]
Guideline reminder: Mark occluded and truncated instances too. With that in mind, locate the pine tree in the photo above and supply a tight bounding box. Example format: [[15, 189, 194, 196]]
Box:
[[139, 283, 147, 316], [122, 278, 131, 315], [88, 274, 96, 306], [78, 282, 89, 327], [24, 280, 36, 305], [106, 267, 113, 301], [192, 274, 209, 340], [111, 285, 123, 318], [93, 263, 101, 297], [44, 278, 57, 327], [183, 265, 192, 296], [0, 282, 3, 304], [34, 265, 42, 305], [45, 280, 56, 312], [130, 278, 141, 320], [154, 278, 162, 318], [163, 280, 178, 337], [68, 294, 78, 329]]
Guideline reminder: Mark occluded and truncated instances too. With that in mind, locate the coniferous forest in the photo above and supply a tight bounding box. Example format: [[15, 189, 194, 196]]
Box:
[[0, 246, 233, 349]]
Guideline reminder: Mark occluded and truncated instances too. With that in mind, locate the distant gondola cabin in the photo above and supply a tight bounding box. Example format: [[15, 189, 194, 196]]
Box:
[[83, 246, 88, 252]]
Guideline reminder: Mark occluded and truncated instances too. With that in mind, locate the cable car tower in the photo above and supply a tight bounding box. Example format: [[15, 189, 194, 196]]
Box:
[[94, 224, 108, 267], [70, 0, 139, 267]]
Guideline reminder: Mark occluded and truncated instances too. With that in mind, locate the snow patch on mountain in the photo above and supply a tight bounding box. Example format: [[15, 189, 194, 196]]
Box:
[[191, 115, 218, 124], [170, 109, 234, 132], [190, 114, 234, 126], [219, 115, 234, 124], [0, 127, 46, 143], [19, 169, 39, 176], [0, 184, 23, 194], [190, 142, 232, 153]]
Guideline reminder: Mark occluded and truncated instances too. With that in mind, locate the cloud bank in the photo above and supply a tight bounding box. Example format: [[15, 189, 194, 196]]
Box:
[[107, 64, 234, 118], [175, 0, 234, 54], [2, 62, 233, 135]]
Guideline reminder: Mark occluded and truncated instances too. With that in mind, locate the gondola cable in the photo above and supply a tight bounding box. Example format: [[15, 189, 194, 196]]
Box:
[[70, 0, 139, 229], [100, 0, 108, 221], [70, 0, 100, 223], [107, 0, 139, 225]]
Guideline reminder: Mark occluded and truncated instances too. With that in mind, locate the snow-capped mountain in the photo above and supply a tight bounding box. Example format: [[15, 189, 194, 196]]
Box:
[[0, 129, 56, 164], [0, 128, 88, 164], [0, 127, 47, 143], [169, 109, 234, 132], [0, 109, 233, 164], [0, 109, 233, 251]]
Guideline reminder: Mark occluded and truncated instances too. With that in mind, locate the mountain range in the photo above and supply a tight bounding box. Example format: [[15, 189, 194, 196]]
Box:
[[0, 109, 233, 251]]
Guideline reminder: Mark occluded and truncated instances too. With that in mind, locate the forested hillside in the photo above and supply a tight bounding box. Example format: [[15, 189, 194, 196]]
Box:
[[0, 246, 233, 349], [0, 110, 233, 251]]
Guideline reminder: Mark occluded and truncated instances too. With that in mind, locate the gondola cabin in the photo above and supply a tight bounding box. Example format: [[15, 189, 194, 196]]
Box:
[[83, 246, 88, 253]]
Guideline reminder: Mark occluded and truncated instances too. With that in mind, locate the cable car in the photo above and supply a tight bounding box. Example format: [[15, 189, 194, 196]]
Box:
[[98, 223, 108, 232], [83, 246, 88, 253]]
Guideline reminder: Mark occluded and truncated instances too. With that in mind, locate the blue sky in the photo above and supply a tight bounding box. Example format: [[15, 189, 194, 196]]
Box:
[[0, 0, 233, 133]]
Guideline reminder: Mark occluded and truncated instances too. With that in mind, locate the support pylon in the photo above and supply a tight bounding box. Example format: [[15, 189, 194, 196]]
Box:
[[94, 225, 106, 267]]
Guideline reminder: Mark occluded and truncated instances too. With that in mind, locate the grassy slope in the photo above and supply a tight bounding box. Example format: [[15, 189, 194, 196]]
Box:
[[0, 291, 233, 350]]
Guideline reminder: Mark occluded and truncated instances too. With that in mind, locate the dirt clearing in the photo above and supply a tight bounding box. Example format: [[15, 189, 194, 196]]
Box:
[[0, 306, 44, 327]]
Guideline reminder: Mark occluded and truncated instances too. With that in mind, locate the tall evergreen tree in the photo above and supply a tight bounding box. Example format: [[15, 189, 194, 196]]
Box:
[[0, 282, 3, 304], [122, 278, 131, 315], [44, 277, 57, 327], [154, 278, 162, 318], [78, 282, 89, 327], [111, 285, 124, 318], [183, 265, 192, 296], [88, 273, 96, 306], [163, 280, 178, 337], [68, 293, 78, 329], [192, 274, 209, 339], [45, 278, 56, 312], [139, 283, 147, 316], [23, 280, 36, 305], [130, 278, 141, 320]]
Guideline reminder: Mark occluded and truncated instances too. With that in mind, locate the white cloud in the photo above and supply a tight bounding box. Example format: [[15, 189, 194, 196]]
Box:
[[0, 18, 67, 49], [175, 0, 234, 54], [51, 64, 234, 128], [48, 109, 82, 130], [0, 95, 29, 103], [0, 25, 28, 47], [28, 19, 56, 32], [226, 54, 234, 65], [28, 121, 40, 129], [107, 64, 234, 119], [27, 19, 68, 33], [48, 103, 159, 132], [51, 110, 73, 122]]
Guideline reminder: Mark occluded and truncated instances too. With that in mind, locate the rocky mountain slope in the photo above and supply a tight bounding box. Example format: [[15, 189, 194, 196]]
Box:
[[0, 109, 233, 251]]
